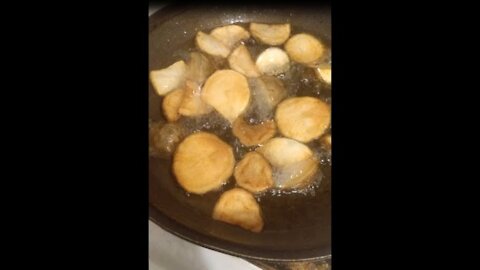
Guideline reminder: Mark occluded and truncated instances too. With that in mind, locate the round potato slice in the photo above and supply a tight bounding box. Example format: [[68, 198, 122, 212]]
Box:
[[315, 66, 331, 84], [212, 188, 264, 232], [232, 118, 276, 146], [234, 152, 273, 193], [275, 97, 331, 142], [256, 47, 290, 76], [210, 25, 250, 50], [173, 132, 235, 194], [162, 88, 184, 122], [195, 31, 231, 58], [178, 80, 213, 117], [250, 23, 291, 46], [257, 137, 313, 167], [150, 60, 186, 96], [285, 33, 325, 66], [201, 70, 251, 123], [228, 45, 261, 78]]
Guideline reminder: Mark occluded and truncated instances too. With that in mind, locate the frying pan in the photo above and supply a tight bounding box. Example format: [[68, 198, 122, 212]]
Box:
[[149, 2, 331, 262]]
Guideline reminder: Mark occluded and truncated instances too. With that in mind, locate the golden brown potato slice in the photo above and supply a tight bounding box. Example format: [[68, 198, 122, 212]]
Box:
[[195, 31, 231, 58], [150, 60, 187, 96], [162, 88, 184, 122], [210, 25, 250, 50], [201, 70, 251, 123], [275, 97, 331, 143], [250, 23, 291, 46], [272, 157, 318, 189], [228, 45, 261, 78], [178, 80, 214, 117], [315, 66, 331, 84], [173, 132, 235, 194], [212, 188, 264, 232], [234, 152, 273, 193], [232, 118, 276, 146], [257, 137, 313, 167], [285, 33, 325, 66], [255, 47, 290, 76], [186, 52, 214, 84]]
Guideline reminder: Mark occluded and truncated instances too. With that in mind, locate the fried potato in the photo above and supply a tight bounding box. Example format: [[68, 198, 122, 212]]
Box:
[[315, 66, 331, 84], [162, 88, 184, 122], [244, 75, 287, 121], [196, 31, 231, 58], [186, 52, 214, 84], [212, 188, 264, 232], [285, 33, 325, 66], [228, 45, 261, 78], [234, 152, 273, 193], [150, 122, 186, 158], [272, 157, 318, 189], [255, 47, 290, 76], [150, 60, 187, 96], [201, 70, 251, 123], [173, 132, 235, 194], [210, 25, 250, 50], [178, 80, 213, 117], [257, 137, 318, 188], [250, 23, 291, 46], [275, 97, 331, 143], [322, 134, 331, 149], [232, 118, 276, 146], [257, 137, 313, 167]]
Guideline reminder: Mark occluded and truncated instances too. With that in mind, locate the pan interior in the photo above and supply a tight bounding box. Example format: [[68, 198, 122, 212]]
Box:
[[149, 3, 331, 261]]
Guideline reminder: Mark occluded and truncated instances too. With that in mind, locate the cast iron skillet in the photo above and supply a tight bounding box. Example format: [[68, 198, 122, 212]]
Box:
[[149, 3, 331, 262]]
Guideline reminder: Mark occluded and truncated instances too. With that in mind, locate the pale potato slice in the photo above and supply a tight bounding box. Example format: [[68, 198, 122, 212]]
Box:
[[250, 23, 291, 46], [315, 66, 331, 84], [257, 137, 313, 167], [322, 134, 331, 149], [173, 132, 235, 194], [195, 31, 231, 58], [150, 122, 186, 158], [186, 52, 214, 84], [201, 70, 251, 123], [255, 47, 290, 76], [257, 137, 318, 189], [150, 60, 187, 96], [210, 25, 250, 50], [232, 118, 276, 146], [228, 45, 261, 78], [272, 157, 318, 189], [275, 97, 331, 143], [244, 75, 287, 121], [178, 80, 213, 117], [162, 88, 184, 122], [212, 188, 264, 232], [285, 33, 325, 66]]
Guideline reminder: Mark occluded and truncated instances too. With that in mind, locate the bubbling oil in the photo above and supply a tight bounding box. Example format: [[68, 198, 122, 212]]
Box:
[[150, 23, 331, 199]]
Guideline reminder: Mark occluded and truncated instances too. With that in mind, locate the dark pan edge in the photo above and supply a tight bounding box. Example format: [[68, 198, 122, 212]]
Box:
[[150, 206, 331, 262]]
